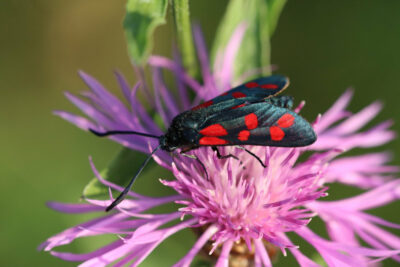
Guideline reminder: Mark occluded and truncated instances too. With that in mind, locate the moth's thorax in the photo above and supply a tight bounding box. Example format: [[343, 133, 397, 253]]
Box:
[[160, 111, 204, 152]]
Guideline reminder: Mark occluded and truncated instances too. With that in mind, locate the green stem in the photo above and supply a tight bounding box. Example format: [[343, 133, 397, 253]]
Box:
[[171, 0, 198, 77], [258, 0, 271, 75]]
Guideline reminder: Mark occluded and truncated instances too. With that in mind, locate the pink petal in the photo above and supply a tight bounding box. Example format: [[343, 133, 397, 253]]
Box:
[[53, 111, 96, 131], [316, 89, 353, 132], [216, 23, 247, 90], [173, 225, 218, 267], [46, 202, 103, 213], [215, 240, 233, 267], [328, 101, 382, 135], [148, 55, 202, 94], [49, 239, 124, 261], [193, 24, 217, 94], [255, 239, 272, 267]]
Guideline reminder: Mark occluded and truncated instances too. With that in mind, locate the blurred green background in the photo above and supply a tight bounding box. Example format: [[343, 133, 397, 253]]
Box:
[[1, 0, 399, 266]]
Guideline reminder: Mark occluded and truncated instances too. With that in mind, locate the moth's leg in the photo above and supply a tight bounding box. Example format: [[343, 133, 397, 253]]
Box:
[[235, 146, 267, 168], [179, 151, 209, 180], [179, 152, 196, 159], [211, 146, 240, 162]]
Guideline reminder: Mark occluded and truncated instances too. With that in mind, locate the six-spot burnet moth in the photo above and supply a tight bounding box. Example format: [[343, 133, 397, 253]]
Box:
[[90, 75, 317, 211]]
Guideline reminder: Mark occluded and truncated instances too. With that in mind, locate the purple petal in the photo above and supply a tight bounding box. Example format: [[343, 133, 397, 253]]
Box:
[[47, 202, 103, 213], [255, 239, 272, 267], [79, 241, 141, 267], [39, 212, 128, 251], [64, 92, 115, 128], [113, 251, 140, 267], [53, 111, 96, 131], [324, 153, 398, 187], [326, 220, 358, 246], [359, 213, 400, 229], [128, 83, 163, 135], [152, 67, 175, 125], [172, 50, 191, 110], [316, 89, 353, 133], [133, 66, 156, 107], [49, 239, 124, 261], [298, 224, 400, 259], [173, 225, 218, 267], [130, 218, 197, 267], [328, 101, 382, 135], [215, 240, 233, 267], [193, 24, 217, 94], [79, 71, 129, 117], [215, 23, 247, 90], [281, 234, 321, 267], [113, 71, 131, 101], [355, 218, 400, 250], [294, 100, 306, 113], [156, 70, 180, 118], [148, 55, 203, 94], [322, 179, 400, 210]]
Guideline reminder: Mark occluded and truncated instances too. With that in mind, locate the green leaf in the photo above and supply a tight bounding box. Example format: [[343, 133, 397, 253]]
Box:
[[267, 0, 287, 37], [124, 0, 168, 65], [82, 147, 147, 199], [171, 0, 198, 77], [211, 0, 287, 79]]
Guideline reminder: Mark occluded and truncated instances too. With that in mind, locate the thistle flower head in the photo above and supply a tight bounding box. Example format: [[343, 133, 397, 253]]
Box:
[[42, 26, 400, 266], [165, 144, 328, 250]]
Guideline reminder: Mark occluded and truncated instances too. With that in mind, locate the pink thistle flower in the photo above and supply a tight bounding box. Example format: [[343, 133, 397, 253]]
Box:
[[41, 26, 400, 266]]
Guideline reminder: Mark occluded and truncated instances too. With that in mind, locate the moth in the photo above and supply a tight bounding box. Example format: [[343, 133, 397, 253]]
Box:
[[91, 75, 317, 211]]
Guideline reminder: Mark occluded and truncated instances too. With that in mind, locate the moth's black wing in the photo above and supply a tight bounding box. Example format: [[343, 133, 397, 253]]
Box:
[[191, 75, 289, 111], [195, 101, 316, 147]]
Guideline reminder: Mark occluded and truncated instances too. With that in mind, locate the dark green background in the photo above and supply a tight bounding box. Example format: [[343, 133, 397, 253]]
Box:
[[0, 1, 399, 266]]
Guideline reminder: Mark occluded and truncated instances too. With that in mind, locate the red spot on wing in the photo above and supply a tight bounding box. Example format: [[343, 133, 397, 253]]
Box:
[[245, 82, 259, 88], [199, 137, 227, 145], [221, 92, 229, 96], [192, 100, 213, 111], [270, 126, 285, 141], [277, 113, 295, 128], [199, 124, 228, 136], [231, 103, 246, 110], [260, 84, 279, 89], [232, 92, 247, 98], [245, 113, 258, 130], [238, 130, 250, 141]]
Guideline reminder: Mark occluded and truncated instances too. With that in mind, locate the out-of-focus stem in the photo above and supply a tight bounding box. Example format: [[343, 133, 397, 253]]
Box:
[[171, 0, 198, 77]]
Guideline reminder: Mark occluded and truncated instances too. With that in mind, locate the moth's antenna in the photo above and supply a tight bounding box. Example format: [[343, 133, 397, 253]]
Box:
[[89, 129, 160, 139], [106, 144, 162, 212]]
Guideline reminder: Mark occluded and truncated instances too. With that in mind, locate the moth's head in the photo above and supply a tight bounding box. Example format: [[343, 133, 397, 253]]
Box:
[[159, 134, 177, 152], [160, 122, 200, 152]]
